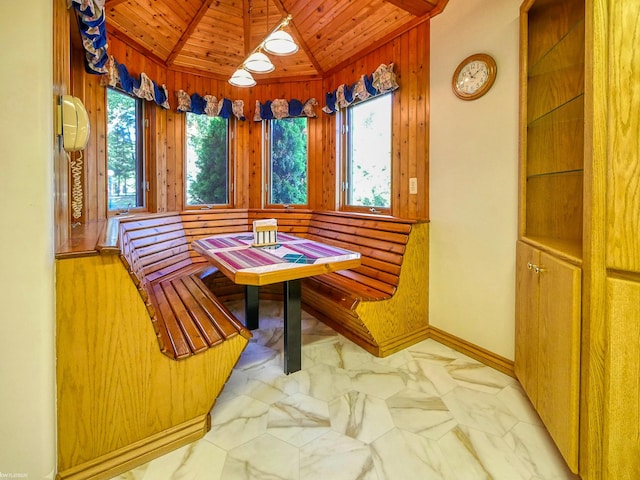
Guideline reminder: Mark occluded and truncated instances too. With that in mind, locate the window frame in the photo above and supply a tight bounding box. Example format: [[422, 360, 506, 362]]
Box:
[[183, 113, 235, 209], [338, 93, 393, 214], [106, 87, 146, 214], [263, 117, 309, 209]]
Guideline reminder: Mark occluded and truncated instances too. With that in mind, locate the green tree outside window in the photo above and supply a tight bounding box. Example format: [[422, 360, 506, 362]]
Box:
[[186, 113, 229, 205], [270, 117, 308, 205], [107, 88, 142, 210]]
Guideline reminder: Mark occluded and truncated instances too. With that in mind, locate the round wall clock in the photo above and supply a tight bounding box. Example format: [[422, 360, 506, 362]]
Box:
[[452, 53, 497, 100]]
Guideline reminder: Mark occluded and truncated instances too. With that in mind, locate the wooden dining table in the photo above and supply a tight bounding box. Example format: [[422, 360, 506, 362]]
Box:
[[192, 232, 361, 373]]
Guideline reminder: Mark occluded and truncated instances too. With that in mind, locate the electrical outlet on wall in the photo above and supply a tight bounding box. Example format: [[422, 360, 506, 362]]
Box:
[[409, 177, 418, 195]]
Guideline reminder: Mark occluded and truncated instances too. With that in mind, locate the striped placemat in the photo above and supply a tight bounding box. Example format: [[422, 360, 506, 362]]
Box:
[[284, 241, 351, 260], [213, 247, 285, 270]]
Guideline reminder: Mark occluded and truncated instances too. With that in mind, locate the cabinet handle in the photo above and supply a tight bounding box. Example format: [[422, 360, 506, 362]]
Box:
[[526, 262, 545, 274]]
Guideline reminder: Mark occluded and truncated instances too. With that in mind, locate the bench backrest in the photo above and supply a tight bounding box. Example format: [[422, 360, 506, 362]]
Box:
[[119, 210, 252, 286], [306, 211, 414, 297], [181, 209, 250, 264], [119, 214, 189, 286], [118, 209, 414, 299]]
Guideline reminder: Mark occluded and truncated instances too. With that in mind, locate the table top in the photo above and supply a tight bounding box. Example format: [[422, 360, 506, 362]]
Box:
[[192, 232, 361, 286]]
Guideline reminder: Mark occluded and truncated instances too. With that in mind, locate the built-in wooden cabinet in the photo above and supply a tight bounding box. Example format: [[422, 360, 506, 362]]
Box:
[[515, 241, 581, 472], [519, 1, 640, 478], [516, 0, 584, 473]]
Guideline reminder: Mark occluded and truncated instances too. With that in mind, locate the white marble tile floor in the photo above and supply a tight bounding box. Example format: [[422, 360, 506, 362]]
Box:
[[111, 300, 578, 480]]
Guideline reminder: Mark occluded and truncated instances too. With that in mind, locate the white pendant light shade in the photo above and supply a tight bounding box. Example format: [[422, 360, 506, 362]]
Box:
[[244, 51, 275, 73], [229, 68, 256, 87], [263, 30, 298, 56]]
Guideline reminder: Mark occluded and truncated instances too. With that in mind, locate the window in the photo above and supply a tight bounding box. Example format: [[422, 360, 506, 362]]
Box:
[[266, 117, 308, 206], [185, 113, 231, 206], [106, 88, 144, 211], [343, 94, 392, 211]]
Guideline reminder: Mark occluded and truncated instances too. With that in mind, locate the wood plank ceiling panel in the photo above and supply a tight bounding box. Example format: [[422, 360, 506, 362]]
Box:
[[311, 3, 413, 70], [104, 0, 447, 77], [383, 0, 440, 17], [105, 7, 173, 59], [174, 3, 245, 73]]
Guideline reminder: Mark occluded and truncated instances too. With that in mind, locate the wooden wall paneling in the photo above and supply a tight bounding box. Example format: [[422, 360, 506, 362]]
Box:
[[247, 86, 263, 210], [148, 106, 166, 213], [604, 275, 640, 478], [605, 5, 640, 273], [320, 104, 338, 210], [94, 76, 108, 220], [308, 84, 323, 210], [579, 0, 605, 473], [321, 21, 430, 220], [161, 71, 175, 213], [416, 21, 429, 220], [53, 0, 71, 252], [597, 3, 640, 475], [394, 34, 408, 218], [233, 116, 247, 209], [170, 109, 184, 212], [71, 44, 107, 224]]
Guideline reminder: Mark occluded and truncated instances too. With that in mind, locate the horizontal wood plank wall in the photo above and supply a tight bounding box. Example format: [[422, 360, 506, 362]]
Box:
[[322, 21, 430, 220]]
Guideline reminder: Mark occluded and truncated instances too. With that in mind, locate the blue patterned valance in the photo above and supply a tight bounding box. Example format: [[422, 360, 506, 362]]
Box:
[[101, 56, 170, 109], [322, 63, 399, 114], [253, 98, 318, 121], [69, 0, 109, 75], [176, 90, 245, 121]]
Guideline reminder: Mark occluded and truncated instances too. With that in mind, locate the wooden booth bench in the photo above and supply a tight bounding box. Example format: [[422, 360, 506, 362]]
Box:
[[250, 210, 430, 357], [118, 208, 429, 360]]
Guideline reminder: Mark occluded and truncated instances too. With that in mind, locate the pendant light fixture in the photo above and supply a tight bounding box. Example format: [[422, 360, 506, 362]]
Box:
[[264, 29, 298, 56], [228, 10, 298, 87], [244, 51, 275, 73], [229, 68, 256, 87]]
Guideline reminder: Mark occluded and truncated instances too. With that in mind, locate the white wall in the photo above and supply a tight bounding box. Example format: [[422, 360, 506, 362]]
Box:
[[429, 0, 521, 360], [0, 2, 56, 478]]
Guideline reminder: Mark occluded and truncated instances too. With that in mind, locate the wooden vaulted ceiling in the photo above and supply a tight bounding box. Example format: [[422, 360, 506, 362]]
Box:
[[105, 0, 448, 81]]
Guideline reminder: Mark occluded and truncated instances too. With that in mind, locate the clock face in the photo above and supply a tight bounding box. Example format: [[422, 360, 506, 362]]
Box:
[[452, 54, 497, 100], [456, 61, 489, 95]]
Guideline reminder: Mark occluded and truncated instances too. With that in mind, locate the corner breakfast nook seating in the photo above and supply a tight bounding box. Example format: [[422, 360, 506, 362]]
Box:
[[55, 208, 428, 480], [118, 209, 428, 360]]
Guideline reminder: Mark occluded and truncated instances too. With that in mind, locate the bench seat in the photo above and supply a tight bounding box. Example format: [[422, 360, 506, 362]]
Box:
[[118, 212, 251, 360], [149, 267, 246, 359]]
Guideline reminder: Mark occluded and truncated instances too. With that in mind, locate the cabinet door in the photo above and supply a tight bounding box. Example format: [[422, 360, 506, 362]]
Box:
[[514, 241, 540, 403], [537, 252, 581, 473]]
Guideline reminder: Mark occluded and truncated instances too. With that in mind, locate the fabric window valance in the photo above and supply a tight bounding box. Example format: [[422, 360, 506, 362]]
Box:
[[69, 0, 109, 75], [253, 98, 318, 121], [101, 56, 171, 109], [176, 90, 245, 121], [322, 63, 399, 114]]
